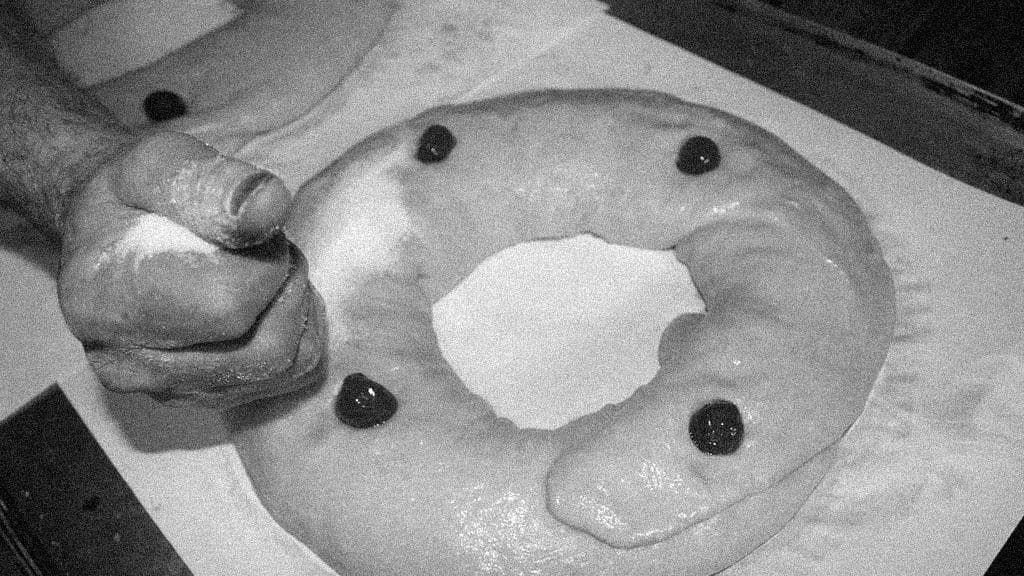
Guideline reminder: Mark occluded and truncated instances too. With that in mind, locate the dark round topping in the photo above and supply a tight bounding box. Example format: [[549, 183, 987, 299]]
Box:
[[143, 90, 188, 123], [415, 125, 456, 163], [676, 136, 721, 175], [689, 400, 744, 455], [334, 373, 398, 429]]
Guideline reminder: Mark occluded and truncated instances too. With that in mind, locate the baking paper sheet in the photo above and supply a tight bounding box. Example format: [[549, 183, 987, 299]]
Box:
[[2, 2, 1022, 574]]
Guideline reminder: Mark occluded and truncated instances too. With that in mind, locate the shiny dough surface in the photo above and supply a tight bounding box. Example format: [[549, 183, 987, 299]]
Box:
[[225, 89, 896, 576]]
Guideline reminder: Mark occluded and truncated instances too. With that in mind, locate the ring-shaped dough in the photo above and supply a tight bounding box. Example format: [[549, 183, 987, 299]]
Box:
[[226, 89, 896, 576]]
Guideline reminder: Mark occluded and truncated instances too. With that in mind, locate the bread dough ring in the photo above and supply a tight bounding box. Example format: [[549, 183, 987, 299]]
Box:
[[225, 89, 896, 575]]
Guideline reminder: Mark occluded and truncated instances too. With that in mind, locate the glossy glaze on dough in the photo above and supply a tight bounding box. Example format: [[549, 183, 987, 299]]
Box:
[[225, 89, 896, 575]]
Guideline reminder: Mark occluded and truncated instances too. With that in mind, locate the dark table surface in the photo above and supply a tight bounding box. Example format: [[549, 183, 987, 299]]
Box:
[[605, 0, 1024, 207]]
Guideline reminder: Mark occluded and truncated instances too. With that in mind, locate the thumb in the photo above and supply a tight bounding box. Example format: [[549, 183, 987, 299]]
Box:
[[113, 132, 293, 249]]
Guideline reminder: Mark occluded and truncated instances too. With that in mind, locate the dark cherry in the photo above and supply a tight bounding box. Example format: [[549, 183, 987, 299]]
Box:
[[676, 136, 721, 175], [689, 400, 744, 455], [415, 124, 456, 163], [143, 90, 188, 122], [334, 373, 398, 429]]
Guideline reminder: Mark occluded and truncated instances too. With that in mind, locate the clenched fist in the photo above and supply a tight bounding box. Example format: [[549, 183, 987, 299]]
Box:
[[57, 132, 327, 408]]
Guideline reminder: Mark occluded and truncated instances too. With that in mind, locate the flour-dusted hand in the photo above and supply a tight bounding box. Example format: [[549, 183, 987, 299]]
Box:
[[1, 7, 325, 409], [58, 132, 327, 408]]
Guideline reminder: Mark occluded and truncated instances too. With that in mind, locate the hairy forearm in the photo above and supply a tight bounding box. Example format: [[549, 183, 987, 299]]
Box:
[[0, 8, 134, 237]]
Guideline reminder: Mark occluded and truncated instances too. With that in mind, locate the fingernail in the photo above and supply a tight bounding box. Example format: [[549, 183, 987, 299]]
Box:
[[229, 171, 276, 216]]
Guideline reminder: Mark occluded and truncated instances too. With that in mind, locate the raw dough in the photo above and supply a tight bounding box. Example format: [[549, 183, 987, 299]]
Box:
[[225, 89, 896, 576]]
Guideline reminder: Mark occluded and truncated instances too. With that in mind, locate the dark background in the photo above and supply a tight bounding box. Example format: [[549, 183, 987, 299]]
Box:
[[606, 0, 1024, 205], [764, 0, 1024, 106]]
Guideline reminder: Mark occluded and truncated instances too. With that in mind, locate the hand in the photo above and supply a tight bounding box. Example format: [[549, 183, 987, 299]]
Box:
[[57, 132, 327, 409]]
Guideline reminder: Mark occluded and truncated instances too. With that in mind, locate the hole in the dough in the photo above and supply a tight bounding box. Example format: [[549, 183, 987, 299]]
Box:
[[432, 234, 703, 430]]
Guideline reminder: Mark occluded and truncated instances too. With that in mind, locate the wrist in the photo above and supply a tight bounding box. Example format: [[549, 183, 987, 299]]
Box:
[[0, 10, 137, 238], [0, 107, 136, 238], [51, 126, 139, 237]]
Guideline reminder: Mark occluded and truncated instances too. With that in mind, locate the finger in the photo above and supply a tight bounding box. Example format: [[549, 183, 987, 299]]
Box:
[[115, 132, 293, 249], [84, 246, 329, 409], [90, 254, 327, 409], [59, 201, 292, 347]]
